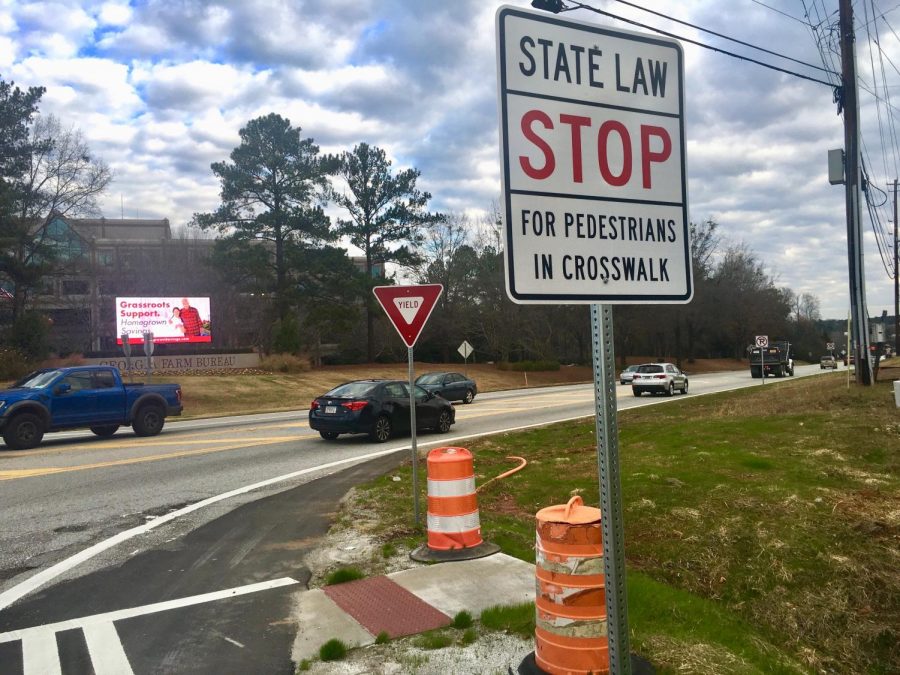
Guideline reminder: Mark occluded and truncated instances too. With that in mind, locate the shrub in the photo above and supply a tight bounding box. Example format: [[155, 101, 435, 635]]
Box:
[[375, 631, 390, 644], [10, 311, 51, 361], [324, 567, 365, 585], [497, 360, 560, 372], [0, 348, 29, 381], [258, 353, 310, 373], [318, 638, 348, 661]]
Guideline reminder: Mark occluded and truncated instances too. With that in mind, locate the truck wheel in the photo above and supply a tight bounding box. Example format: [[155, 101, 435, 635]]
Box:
[[3, 413, 45, 450], [369, 415, 392, 442], [90, 425, 119, 438], [133, 404, 165, 437]]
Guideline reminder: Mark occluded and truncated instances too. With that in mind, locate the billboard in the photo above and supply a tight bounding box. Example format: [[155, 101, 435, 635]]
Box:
[[116, 297, 211, 344]]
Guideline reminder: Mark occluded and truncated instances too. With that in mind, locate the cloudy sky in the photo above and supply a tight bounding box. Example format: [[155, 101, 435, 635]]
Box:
[[2, 0, 898, 320]]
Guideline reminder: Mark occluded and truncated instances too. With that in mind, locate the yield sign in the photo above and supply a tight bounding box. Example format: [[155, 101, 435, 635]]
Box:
[[373, 284, 443, 348]]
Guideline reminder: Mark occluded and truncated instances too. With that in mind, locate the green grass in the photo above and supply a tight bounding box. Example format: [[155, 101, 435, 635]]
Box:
[[452, 610, 474, 629], [414, 630, 454, 650], [318, 638, 348, 661], [324, 566, 365, 585], [340, 374, 900, 674], [479, 603, 535, 639]]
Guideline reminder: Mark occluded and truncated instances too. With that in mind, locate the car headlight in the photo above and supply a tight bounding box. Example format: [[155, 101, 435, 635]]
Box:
[[0, 401, 6, 411]]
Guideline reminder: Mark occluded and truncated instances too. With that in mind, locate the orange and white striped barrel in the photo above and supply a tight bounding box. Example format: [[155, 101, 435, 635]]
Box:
[[534, 495, 608, 675], [425, 446, 483, 550]]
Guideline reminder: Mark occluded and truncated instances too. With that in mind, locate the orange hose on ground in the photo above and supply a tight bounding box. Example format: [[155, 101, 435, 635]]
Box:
[[476, 456, 527, 493]]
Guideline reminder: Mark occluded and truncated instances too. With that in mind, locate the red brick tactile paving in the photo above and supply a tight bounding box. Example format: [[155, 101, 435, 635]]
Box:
[[323, 575, 451, 638]]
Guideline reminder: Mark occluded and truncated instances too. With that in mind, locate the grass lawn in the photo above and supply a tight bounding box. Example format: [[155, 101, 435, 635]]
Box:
[[337, 373, 899, 674]]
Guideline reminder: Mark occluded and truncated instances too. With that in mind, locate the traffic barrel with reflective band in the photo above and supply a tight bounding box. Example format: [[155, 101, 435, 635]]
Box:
[[534, 495, 608, 675], [425, 447, 482, 550]]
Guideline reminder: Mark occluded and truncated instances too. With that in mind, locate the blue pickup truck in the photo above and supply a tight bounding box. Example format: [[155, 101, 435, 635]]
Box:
[[0, 366, 182, 450]]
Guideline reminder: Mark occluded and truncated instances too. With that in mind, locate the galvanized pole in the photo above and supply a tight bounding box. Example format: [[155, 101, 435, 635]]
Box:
[[590, 304, 630, 674], [408, 346, 420, 527]]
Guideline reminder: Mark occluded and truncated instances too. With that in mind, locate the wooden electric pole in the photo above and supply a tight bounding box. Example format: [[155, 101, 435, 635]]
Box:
[[894, 179, 899, 356], [839, 0, 873, 384]]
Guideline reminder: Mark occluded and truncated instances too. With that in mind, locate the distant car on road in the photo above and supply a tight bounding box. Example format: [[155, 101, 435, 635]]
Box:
[[820, 355, 838, 369], [309, 379, 455, 442], [631, 363, 689, 397], [618, 365, 641, 384], [415, 371, 477, 404]]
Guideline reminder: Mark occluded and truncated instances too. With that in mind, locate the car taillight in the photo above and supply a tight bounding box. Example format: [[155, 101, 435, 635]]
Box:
[[310, 400, 319, 410], [342, 401, 368, 411], [176, 388, 182, 402]]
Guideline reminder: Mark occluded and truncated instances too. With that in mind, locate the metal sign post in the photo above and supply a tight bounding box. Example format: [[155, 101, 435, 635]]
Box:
[[407, 346, 419, 525], [756, 335, 768, 382], [458, 340, 474, 377], [373, 284, 444, 528], [590, 304, 630, 672], [120, 333, 132, 382], [142, 331, 154, 383]]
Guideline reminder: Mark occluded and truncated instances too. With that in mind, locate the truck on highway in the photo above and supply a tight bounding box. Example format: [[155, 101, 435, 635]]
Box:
[[0, 366, 182, 450], [748, 340, 794, 378]]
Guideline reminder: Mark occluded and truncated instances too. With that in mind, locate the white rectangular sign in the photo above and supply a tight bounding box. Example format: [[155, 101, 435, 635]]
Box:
[[496, 6, 691, 303]]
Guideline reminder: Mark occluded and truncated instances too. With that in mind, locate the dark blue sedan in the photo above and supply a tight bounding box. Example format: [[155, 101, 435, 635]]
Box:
[[415, 372, 478, 404], [309, 379, 455, 442]]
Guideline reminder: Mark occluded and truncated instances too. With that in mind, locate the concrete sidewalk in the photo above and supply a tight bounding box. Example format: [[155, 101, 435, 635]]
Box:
[[291, 553, 535, 661]]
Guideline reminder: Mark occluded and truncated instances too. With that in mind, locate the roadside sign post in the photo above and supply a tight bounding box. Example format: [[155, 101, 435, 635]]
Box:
[[496, 6, 689, 673], [458, 340, 474, 376], [120, 333, 132, 382], [142, 331, 154, 383], [756, 335, 768, 382], [373, 284, 444, 527]]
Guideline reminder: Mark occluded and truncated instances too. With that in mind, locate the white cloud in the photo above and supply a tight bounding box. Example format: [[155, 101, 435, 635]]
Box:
[[2, 0, 898, 318], [98, 1, 132, 27]]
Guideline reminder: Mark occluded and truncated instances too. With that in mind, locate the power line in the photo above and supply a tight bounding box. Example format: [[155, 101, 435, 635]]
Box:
[[561, 1, 838, 87], [603, 0, 835, 75], [750, 0, 814, 27]]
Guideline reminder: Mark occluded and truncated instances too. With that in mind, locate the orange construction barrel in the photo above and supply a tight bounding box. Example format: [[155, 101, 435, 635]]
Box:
[[534, 495, 608, 675], [425, 446, 482, 550]]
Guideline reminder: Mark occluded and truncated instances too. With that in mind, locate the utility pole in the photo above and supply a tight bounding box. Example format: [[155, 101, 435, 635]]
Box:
[[894, 179, 899, 356], [839, 0, 873, 384]]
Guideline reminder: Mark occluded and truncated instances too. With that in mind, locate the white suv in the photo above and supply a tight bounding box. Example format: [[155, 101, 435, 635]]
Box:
[[631, 363, 689, 397]]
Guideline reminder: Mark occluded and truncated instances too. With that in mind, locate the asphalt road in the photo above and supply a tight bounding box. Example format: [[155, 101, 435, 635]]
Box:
[[0, 363, 828, 601], [0, 363, 831, 673]]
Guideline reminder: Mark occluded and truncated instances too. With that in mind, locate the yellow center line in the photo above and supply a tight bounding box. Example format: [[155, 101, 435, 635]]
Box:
[[0, 422, 312, 459], [0, 436, 300, 481]]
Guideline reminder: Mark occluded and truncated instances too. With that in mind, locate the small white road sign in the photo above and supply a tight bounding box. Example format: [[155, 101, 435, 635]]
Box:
[[756, 335, 769, 348], [496, 6, 690, 304], [458, 340, 474, 359], [826, 342, 835, 350]]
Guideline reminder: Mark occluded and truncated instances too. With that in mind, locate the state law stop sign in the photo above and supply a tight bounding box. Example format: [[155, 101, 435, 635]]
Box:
[[496, 6, 691, 304]]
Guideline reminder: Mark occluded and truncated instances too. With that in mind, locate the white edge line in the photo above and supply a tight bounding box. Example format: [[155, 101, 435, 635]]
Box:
[[0, 577, 298, 643], [0, 370, 816, 611]]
